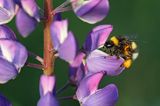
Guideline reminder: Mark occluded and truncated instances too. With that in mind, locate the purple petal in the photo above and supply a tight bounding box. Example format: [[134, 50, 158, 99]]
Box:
[[76, 72, 104, 102], [39, 75, 56, 97], [21, 0, 40, 21], [13, 0, 21, 5], [82, 84, 118, 106], [72, 0, 109, 24], [86, 50, 124, 76], [54, 13, 62, 21], [37, 93, 59, 106], [0, 25, 16, 40], [16, 9, 37, 37], [0, 93, 12, 106], [0, 57, 17, 84], [58, 31, 77, 63], [69, 63, 85, 85], [69, 52, 86, 85], [0, 0, 15, 24], [83, 25, 113, 52], [50, 20, 68, 50], [70, 52, 86, 67], [0, 39, 28, 71]]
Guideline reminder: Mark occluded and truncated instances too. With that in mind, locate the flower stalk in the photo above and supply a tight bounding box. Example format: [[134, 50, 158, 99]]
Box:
[[43, 0, 55, 75]]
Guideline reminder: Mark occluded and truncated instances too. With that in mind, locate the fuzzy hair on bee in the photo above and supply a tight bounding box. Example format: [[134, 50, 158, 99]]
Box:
[[100, 36, 139, 69]]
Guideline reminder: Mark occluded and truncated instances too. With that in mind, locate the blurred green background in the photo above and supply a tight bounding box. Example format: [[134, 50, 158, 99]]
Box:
[[0, 0, 160, 106]]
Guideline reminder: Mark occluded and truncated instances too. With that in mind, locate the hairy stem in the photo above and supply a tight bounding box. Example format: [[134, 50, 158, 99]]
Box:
[[43, 0, 55, 75]]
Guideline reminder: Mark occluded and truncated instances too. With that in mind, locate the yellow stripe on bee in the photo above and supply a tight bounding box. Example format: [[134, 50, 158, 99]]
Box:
[[110, 36, 119, 46], [123, 59, 132, 68], [124, 45, 130, 56]]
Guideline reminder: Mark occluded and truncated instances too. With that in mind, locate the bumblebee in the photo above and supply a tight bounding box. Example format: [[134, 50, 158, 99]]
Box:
[[101, 36, 138, 69]]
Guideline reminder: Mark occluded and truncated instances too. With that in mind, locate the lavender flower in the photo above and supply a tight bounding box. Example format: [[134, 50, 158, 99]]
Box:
[[69, 25, 124, 85], [0, 57, 17, 84], [50, 19, 78, 63], [83, 25, 124, 74], [0, 26, 28, 83], [0, 0, 40, 37], [0, 93, 12, 106], [16, 8, 38, 37], [69, 52, 85, 85], [71, 0, 110, 24], [38, 75, 59, 106], [0, 25, 17, 40], [76, 72, 118, 106], [0, 0, 137, 105], [85, 49, 124, 76], [20, 0, 40, 21], [0, 0, 15, 25]]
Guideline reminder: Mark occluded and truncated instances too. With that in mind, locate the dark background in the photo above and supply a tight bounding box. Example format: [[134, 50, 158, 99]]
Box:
[[0, 0, 160, 106]]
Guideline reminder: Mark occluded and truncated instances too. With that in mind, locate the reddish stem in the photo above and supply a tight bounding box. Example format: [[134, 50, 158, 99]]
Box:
[[43, 0, 55, 75]]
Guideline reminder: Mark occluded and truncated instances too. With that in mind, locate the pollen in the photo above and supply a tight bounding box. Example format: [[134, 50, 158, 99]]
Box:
[[110, 36, 119, 46], [124, 45, 130, 56], [123, 59, 132, 68], [131, 41, 137, 50]]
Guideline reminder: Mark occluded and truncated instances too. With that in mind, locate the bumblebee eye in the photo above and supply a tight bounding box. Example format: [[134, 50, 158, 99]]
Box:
[[105, 42, 113, 48], [131, 41, 137, 50]]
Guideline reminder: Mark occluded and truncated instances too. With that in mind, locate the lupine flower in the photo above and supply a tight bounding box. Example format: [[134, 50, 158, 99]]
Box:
[[69, 52, 85, 85], [0, 40, 28, 71], [0, 57, 17, 84], [50, 19, 78, 63], [85, 49, 124, 76], [0, 0, 40, 37], [76, 72, 118, 106], [20, 0, 40, 21], [83, 25, 124, 75], [71, 0, 110, 24], [38, 75, 59, 106], [16, 8, 38, 37], [69, 25, 125, 85], [0, 0, 16, 25], [0, 25, 17, 40], [0, 93, 12, 106], [0, 26, 28, 83]]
